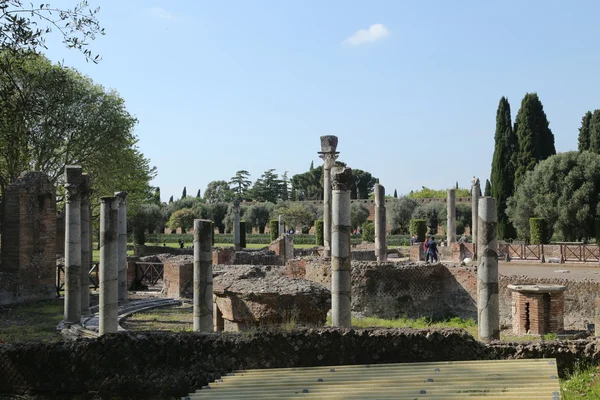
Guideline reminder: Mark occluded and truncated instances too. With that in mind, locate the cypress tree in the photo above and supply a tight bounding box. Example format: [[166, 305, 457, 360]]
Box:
[[513, 93, 556, 190], [196, 189, 201, 198], [182, 186, 187, 198], [589, 110, 600, 154], [490, 96, 518, 239], [393, 189, 398, 198], [309, 160, 314, 170], [484, 179, 491, 196], [578, 111, 592, 152], [169, 195, 173, 203]]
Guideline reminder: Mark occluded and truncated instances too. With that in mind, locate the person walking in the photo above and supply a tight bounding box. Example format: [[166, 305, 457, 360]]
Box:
[[423, 238, 429, 262], [427, 236, 439, 263]]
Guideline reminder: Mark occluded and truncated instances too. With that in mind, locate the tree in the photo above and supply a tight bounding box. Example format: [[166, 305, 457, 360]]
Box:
[[0, 52, 155, 216], [350, 203, 370, 230], [506, 151, 600, 241], [207, 202, 228, 233], [408, 187, 470, 198], [280, 171, 289, 201], [181, 186, 187, 199], [455, 181, 459, 189], [196, 189, 201, 198], [589, 110, 600, 154], [129, 203, 168, 244], [351, 169, 377, 199], [387, 197, 419, 234], [0, 1, 104, 60], [513, 92, 556, 190], [578, 111, 592, 152], [167, 208, 197, 233], [412, 202, 446, 235], [309, 160, 314, 170], [484, 179, 492, 197], [204, 180, 233, 203], [393, 189, 397, 198], [274, 202, 316, 231], [152, 187, 161, 205], [168, 195, 173, 203], [490, 96, 518, 239], [455, 203, 472, 235], [251, 169, 283, 203], [244, 203, 274, 233], [229, 170, 251, 199], [223, 204, 248, 233]]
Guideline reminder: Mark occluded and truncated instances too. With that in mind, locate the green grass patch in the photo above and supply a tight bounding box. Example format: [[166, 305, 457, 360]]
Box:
[[326, 316, 478, 337], [0, 299, 64, 343], [121, 304, 193, 332], [561, 364, 600, 399]]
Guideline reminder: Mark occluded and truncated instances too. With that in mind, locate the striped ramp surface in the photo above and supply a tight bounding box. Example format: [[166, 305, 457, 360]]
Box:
[[184, 358, 561, 399]]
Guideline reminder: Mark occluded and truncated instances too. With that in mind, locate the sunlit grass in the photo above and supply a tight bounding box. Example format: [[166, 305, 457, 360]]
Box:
[[561, 364, 600, 399], [0, 300, 64, 343]]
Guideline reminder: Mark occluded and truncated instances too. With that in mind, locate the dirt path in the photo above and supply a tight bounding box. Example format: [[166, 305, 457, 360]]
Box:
[[499, 262, 600, 281]]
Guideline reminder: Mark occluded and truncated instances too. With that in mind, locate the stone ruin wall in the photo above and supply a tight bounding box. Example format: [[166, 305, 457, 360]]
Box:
[[284, 258, 599, 329], [0, 172, 56, 305], [0, 329, 596, 399]]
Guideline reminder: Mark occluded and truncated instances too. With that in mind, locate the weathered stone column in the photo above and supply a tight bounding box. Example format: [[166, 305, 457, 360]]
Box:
[[80, 174, 92, 316], [278, 214, 285, 237], [374, 183, 387, 262], [115, 192, 128, 301], [193, 219, 213, 332], [319, 135, 339, 258], [447, 188, 456, 244], [331, 166, 352, 328], [64, 166, 82, 325], [477, 196, 500, 342], [99, 196, 119, 335], [233, 207, 241, 250], [471, 177, 480, 259]]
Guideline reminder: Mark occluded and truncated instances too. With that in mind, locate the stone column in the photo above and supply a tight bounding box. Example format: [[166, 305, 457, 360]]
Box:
[[193, 219, 213, 332], [115, 192, 128, 301], [471, 177, 480, 259], [477, 196, 500, 342], [447, 188, 456, 244], [99, 196, 119, 335], [64, 166, 83, 325], [331, 166, 352, 328], [319, 135, 339, 258], [278, 214, 285, 237], [233, 208, 241, 250], [80, 174, 92, 316], [374, 183, 387, 262]]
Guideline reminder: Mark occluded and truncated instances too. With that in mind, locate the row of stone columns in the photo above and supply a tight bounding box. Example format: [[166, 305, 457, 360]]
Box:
[[62, 165, 128, 334]]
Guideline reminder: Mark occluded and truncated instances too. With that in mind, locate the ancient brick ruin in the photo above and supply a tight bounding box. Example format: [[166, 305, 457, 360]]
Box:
[[509, 284, 566, 335], [0, 172, 56, 304]]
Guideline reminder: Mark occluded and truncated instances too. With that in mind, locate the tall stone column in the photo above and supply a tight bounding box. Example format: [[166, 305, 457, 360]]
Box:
[[471, 177, 480, 259], [233, 207, 241, 250], [99, 196, 119, 335], [319, 135, 339, 258], [331, 166, 352, 328], [115, 192, 128, 301], [64, 166, 83, 325], [278, 214, 285, 237], [374, 183, 387, 262], [477, 196, 500, 342], [80, 174, 92, 316], [193, 219, 213, 332], [447, 188, 456, 244]]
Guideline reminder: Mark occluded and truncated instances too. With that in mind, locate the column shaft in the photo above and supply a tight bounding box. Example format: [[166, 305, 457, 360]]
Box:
[[374, 183, 387, 262], [80, 174, 92, 316], [99, 196, 119, 335], [194, 219, 213, 332], [116, 192, 128, 301], [447, 188, 456, 244], [64, 166, 82, 325], [472, 181, 480, 258]]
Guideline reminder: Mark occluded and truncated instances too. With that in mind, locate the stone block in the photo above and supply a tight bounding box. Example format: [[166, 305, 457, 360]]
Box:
[[163, 259, 193, 298]]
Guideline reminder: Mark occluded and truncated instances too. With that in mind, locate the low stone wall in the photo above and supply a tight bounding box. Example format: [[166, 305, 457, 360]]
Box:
[[0, 329, 596, 399], [351, 250, 377, 261]]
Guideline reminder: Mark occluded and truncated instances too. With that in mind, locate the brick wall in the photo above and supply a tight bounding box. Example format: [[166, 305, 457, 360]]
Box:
[[163, 260, 193, 298], [0, 172, 56, 305]]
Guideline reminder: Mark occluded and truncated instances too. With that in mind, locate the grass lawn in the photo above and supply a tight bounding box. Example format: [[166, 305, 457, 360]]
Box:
[[561, 364, 600, 399], [0, 299, 64, 343]]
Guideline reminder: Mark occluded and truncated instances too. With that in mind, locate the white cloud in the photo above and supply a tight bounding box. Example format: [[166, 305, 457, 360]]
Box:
[[148, 7, 176, 21], [343, 24, 389, 46]]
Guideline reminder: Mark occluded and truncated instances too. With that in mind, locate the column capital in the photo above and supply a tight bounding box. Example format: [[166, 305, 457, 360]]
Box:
[[331, 167, 353, 191], [319, 152, 339, 169], [114, 191, 128, 205], [471, 176, 480, 188]]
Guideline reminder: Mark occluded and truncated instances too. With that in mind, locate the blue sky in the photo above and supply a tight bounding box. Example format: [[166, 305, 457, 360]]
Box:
[[44, 0, 600, 200]]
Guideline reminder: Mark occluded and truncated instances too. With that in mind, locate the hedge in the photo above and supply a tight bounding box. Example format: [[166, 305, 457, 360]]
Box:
[[597, 219, 600, 245], [529, 218, 550, 244], [269, 220, 279, 242], [315, 220, 324, 246], [410, 219, 427, 242], [362, 222, 375, 243]]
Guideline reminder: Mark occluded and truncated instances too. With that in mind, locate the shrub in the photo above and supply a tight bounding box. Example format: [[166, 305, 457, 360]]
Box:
[[269, 220, 279, 242], [133, 226, 146, 245], [239, 221, 246, 248], [315, 220, 324, 246], [410, 219, 427, 242], [529, 218, 550, 244], [362, 222, 375, 243]]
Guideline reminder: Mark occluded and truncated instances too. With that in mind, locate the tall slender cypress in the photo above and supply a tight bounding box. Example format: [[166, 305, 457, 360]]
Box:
[[578, 111, 592, 152], [484, 179, 492, 197], [513, 93, 556, 190], [491, 97, 518, 239], [589, 110, 600, 154]]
